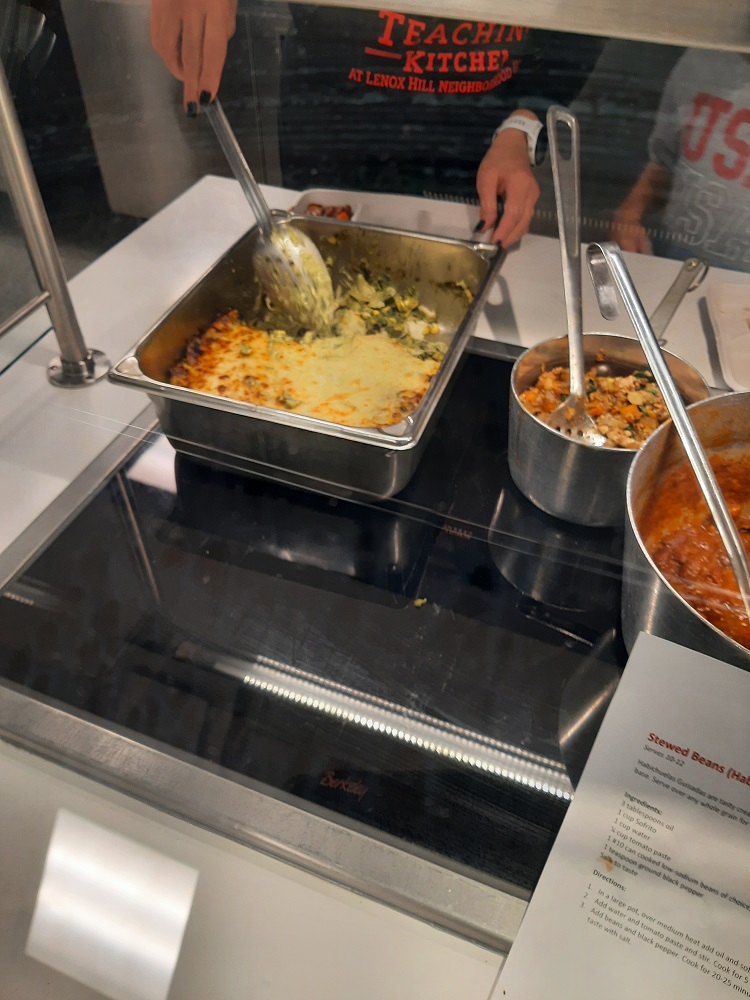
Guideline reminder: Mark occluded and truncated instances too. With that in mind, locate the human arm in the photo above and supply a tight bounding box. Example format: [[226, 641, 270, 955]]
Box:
[[150, 0, 237, 112], [475, 30, 606, 245], [475, 110, 541, 246], [610, 161, 672, 254], [610, 50, 685, 253]]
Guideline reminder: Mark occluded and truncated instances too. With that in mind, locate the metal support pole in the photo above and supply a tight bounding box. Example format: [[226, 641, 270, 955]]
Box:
[[0, 61, 108, 387]]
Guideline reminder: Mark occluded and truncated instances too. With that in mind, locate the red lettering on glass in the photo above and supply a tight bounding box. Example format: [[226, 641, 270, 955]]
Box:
[[454, 51, 467, 73], [376, 10, 405, 47], [473, 23, 496, 45], [423, 23, 448, 46], [452, 22, 472, 45], [403, 18, 427, 46], [469, 50, 485, 73], [403, 50, 424, 73]]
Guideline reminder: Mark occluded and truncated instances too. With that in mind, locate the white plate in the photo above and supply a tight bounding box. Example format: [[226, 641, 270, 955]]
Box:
[[293, 188, 479, 240], [707, 282, 750, 391]]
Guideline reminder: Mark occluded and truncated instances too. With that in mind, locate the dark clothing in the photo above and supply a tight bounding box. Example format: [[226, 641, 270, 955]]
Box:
[[279, 6, 603, 196]]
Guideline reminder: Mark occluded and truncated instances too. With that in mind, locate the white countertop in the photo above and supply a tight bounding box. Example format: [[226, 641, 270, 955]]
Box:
[[1, 174, 746, 574], [294, 184, 747, 386], [1, 732, 503, 1000]]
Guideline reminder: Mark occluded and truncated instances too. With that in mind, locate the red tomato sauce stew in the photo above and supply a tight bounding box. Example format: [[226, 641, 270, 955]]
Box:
[[641, 451, 750, 651]]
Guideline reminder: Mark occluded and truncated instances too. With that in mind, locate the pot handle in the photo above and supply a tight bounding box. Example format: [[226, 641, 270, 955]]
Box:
[[650, 257, 708, 345], [547, 105, 585, 398]]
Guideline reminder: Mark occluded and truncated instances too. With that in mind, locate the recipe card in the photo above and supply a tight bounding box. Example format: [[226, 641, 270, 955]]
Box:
[[494, 633, 750, 1000]]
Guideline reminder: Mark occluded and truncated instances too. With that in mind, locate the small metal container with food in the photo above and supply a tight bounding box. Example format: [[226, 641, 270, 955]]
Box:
[[508, 333, 710, 527], [109, 214, 504, 498]]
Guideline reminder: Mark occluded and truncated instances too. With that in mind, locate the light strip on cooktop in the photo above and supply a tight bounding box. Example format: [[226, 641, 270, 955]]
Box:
[[176, 641, 573, 801]]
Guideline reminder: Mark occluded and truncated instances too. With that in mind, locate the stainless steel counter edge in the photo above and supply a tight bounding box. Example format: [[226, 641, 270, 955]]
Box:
[[0, 682, 527, 952]]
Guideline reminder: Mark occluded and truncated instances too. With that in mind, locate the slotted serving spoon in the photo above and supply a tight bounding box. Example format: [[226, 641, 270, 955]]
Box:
[[546, 105, 606, 447], [588, 241, 750, 625], [204, 100, 335, 332]]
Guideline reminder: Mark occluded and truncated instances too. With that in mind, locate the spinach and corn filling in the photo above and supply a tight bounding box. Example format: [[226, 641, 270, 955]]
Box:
[[168, 264, 466, 428], [519, 364, 670, 449]]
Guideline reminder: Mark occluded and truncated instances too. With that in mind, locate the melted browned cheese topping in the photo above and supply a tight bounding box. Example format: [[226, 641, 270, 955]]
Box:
[[168, 311, 442, 428]]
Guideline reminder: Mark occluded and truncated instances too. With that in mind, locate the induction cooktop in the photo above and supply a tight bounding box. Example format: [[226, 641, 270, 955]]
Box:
[[0, 352, 626, 893]]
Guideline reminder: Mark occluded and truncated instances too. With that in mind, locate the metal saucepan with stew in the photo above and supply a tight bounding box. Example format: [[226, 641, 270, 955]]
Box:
[[623, 391, 750, 671]]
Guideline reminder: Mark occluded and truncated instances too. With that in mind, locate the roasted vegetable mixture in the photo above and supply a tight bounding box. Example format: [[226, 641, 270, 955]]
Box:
[[168, 261, 461, 428], [519, 364, 670, 449]]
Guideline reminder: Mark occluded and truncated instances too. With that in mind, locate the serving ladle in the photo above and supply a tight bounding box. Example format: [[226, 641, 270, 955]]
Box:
[[587, 240, 750, 624], [546, 106, 606, 447], [204, 100, 335, 333]]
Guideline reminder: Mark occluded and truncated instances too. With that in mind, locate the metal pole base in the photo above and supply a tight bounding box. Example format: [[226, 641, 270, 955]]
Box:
[[47, 349, 111, 388]]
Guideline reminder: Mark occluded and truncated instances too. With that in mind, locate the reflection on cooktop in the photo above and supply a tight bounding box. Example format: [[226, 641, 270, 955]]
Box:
[[0, 354, 627, 891]]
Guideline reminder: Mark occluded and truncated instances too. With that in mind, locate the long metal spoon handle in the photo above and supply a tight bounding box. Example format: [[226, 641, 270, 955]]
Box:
[[587, 241, 750, 622], [204, 100, 274, 240], [548, 106, 585, 397], [649, 257, 708, 343]]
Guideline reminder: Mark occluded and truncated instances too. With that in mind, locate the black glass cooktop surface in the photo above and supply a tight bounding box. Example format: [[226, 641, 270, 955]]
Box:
[[0, 352, 627, 893]]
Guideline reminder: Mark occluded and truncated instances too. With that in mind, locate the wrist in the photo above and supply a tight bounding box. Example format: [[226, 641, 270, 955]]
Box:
[[492, 114, 545, 166], [614, 201, 646, 225]]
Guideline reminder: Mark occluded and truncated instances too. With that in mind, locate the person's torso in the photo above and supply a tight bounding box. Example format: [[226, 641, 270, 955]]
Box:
[[279, 8, 601, 196], [662, 51, 750, 270]]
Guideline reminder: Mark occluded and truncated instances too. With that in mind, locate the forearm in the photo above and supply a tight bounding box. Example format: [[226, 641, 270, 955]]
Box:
[[611, 162, 671, 254], [476, 111, 542, 246], [616, 162, 672, 226]]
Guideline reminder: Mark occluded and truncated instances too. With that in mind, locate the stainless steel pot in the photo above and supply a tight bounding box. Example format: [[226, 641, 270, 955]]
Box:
[[488, 479, 622, 613], [622, 391, 750, 671], [508, 333, 709, 527]]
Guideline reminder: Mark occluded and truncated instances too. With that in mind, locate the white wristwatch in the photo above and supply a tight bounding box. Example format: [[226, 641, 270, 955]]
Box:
[[492, 115, 546, 166]]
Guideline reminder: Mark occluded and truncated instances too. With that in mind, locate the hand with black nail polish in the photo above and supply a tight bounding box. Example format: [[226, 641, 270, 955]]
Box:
[[150, 0, 237, 112]]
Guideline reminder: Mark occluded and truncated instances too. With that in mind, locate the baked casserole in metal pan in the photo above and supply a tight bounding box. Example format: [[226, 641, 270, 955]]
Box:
[[109, 214, 504, 497]]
